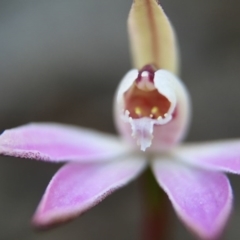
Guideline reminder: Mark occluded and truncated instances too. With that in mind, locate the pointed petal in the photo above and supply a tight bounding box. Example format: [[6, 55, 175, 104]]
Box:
[[151, 159, 232, 240], [175, 140, 240, 174], [0, 123, 129, 162], [128, 0, 179, 73], [32, 156, 146, 228]]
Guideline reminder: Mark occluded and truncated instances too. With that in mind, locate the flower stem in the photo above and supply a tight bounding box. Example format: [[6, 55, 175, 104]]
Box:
[[140, 167, 170, 240]]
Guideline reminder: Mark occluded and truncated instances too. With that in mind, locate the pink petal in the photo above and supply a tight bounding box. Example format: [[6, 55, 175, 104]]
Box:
[[152, 159, 232, 240], [0, 123, 129, 162], [33, 156, 146, 228], [175, 140, 240, 174]]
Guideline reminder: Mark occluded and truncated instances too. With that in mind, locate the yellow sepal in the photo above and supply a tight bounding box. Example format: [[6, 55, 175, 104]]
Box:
[[128, 0, 179, 74]]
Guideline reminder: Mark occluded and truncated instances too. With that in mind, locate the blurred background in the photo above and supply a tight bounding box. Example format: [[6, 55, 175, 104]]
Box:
[[0, 0, 240, 239]]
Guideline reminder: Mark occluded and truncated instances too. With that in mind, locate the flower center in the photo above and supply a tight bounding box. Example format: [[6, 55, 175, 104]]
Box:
[[124, 65, 171, 119]]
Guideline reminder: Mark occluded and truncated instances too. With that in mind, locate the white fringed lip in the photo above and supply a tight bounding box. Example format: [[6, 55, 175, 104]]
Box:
[[115, 67, 178, 151]]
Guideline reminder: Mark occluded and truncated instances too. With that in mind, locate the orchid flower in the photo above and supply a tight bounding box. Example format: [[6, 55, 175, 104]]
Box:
[[0, 0, 238, 239]]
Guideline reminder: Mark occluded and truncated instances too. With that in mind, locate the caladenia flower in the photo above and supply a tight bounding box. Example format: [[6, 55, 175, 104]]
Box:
[[0, 0, 239, 240]]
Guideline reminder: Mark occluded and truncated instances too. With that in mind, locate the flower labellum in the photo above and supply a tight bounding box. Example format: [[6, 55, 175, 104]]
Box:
[[114, 64, 190, 151]]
